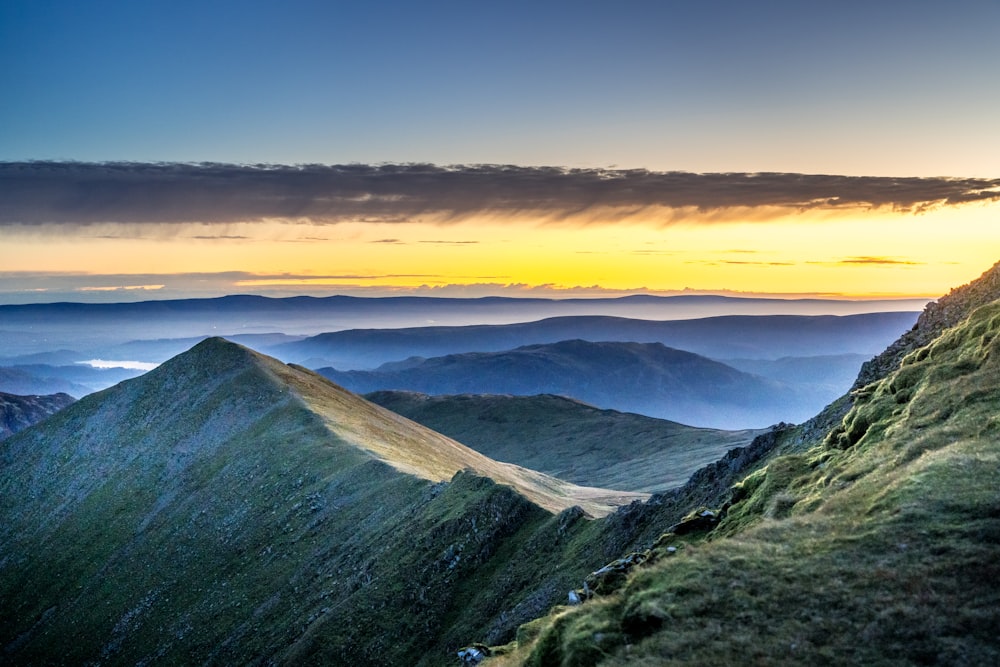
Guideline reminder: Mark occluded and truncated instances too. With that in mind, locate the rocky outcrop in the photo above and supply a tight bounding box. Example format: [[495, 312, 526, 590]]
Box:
[[854, 261, 1000, 388]]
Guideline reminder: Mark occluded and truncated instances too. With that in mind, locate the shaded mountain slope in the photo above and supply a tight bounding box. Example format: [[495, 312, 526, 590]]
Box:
[[366, 391, 763, 493], [276, 311, 918, 370], [320, 340, 807, 429], [484, 287, 1000, 665], [0, 338, 661, 666], [0, 391, 74, 440]]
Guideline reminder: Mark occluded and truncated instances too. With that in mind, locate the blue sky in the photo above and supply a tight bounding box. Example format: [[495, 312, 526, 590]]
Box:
[[3, 1, 1000, 304], [4, 1, 999, 175]]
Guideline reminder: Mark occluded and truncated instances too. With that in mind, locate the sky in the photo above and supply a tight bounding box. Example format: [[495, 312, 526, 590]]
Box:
[[2, 1, 999, 304]]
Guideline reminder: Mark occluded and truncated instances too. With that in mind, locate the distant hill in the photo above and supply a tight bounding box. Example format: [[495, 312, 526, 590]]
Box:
[[0, 294, 927, 356], [0, 364, 144, 397], [0, 338, 670, 665], [0, 391, 74, 440], [320, 340, 814, 429], [722, 353, 869, 393], [0, 366, 92, 397], [366, 391, 763, 493], [274, 311, 918, 370]]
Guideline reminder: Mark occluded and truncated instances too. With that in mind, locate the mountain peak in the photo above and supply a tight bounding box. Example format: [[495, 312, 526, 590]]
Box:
[[112, 337, 646, 517]]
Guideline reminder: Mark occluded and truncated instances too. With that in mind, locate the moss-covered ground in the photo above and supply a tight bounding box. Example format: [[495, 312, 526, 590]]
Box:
[[490, 302, 1000, 665]]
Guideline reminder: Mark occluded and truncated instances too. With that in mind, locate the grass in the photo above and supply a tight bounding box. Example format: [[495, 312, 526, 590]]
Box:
[[489, 301, 1000, 665], [366, 391, 762, 493]]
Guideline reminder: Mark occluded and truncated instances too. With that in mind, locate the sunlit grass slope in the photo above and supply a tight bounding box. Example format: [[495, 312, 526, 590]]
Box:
[[268, 356, 645, 516], [366, 391, 763, 493], [490, 299, 1000, 665]]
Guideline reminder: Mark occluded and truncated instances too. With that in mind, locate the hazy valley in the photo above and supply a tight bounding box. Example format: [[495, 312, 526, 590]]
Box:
[[321, 340, 805, 429]]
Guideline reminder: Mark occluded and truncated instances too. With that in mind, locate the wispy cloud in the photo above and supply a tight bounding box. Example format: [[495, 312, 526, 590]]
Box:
[[77, 284, 166, 292], [0, 270, 939, 304], [190, 234, 250, 240], [720, 260, 795, 266], [2, 161, 998, 228], [0, 270, 443, 294], [686, 259, 795, 267], [836, 256, 925, 266]]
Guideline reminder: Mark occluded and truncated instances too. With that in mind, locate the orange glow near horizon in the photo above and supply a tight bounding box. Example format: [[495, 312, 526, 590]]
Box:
[[1, 202, 998, 300]]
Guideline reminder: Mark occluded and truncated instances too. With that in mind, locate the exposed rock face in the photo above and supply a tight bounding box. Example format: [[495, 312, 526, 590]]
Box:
[[0, 391, 74, 440], [854, 261, 1000, 388]]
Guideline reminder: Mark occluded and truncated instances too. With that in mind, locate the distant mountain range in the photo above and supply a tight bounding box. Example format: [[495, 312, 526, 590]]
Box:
[[274, 312, 918, 370], [365, 391, 763, 493], [0, 391, 74, 440], [0, 364, 144, 398], [320, 340, 827, 428], [0, 294, 924, 357]]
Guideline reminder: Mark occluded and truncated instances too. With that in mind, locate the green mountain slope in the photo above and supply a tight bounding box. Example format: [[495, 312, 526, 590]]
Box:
[[0, 338, 653, 666], [486, 285, 1000, 665], [366, 391, 763, 493]]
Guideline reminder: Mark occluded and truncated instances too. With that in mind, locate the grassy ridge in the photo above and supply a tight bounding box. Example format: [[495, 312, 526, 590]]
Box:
[[0, 339, 655, 665], [366, 391, 762, 493], [488, 301, 1000, 665]]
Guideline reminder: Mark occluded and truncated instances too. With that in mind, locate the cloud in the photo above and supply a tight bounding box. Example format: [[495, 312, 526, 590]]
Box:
[[0, 270, 939, 304], [0, 270, 445, 295], [836, 256, 925, 266], [2, 161, 999, 228], [720, 260, 795, 266], [190, 234, 250, 240], [77, 284, 166, 292]]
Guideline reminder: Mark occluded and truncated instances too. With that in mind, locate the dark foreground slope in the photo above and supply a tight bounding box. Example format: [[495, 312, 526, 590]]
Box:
[[485, 289, 1000, 665], [0, 391, 74, 440], [0, 339, 656, 666], [321, 340, 806, 429], [366, 391, 763, 493]]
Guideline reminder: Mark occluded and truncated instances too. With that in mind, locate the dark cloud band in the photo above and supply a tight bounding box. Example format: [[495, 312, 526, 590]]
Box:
[[2, 161, 998, 225]]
